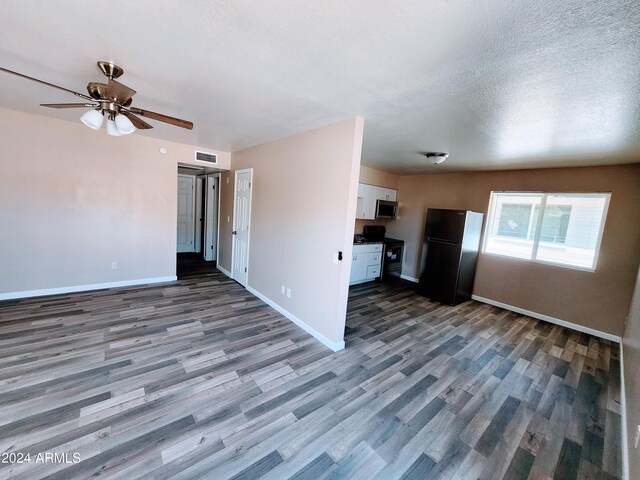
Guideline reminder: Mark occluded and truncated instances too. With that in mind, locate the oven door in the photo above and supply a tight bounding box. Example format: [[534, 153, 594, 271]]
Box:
[[383, 244, 403, 276]]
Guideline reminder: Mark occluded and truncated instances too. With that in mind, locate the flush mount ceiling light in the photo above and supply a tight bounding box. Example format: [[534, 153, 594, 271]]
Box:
[[0, 60, 194, 137], [424, 152, 449, 165]]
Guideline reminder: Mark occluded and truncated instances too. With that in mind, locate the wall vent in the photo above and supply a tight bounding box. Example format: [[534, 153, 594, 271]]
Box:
[[195, 151, 217, 164]]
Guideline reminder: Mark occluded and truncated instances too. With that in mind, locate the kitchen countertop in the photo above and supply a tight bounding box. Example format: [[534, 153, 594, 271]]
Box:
[[354, 235, 404, 245], [353, 235, 383, 245]]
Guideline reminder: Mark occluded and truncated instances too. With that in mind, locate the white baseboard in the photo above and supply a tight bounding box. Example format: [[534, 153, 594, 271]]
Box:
[[0, 276, 177, 301], [620, 343, 630, 480], [400, 274, 419, 283], [214, 265, 344, 351], [246, 285, 345, 352], [471, 294, 621, 343], [217, 265, 232, 278]]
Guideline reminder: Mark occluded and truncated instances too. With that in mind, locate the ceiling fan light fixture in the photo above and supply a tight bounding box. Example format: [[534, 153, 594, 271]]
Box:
[[1, 60, 194, 134], [80, 109, 104, 130], [424, 152, 449, 165], [115, 114, 136, 135], [106, 118, 122, 136]]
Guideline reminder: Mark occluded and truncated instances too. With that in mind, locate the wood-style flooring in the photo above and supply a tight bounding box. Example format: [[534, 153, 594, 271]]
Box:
[[0, 264, 622, 479]]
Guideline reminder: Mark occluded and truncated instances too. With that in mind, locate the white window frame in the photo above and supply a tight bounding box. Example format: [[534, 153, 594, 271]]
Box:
[[483, 191, 611, 272]]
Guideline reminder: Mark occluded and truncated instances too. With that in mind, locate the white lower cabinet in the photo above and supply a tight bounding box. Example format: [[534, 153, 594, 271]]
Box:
[[350, 243, 383, 285]]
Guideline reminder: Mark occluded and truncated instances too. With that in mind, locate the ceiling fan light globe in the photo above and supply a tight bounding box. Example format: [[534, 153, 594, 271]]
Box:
[[80, 109, 104, 130], [115, 114, 136, 135], [106, 119, 122, 136]]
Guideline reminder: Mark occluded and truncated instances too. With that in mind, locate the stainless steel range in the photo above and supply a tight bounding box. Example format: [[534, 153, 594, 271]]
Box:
[[361, 225, 404, 279]]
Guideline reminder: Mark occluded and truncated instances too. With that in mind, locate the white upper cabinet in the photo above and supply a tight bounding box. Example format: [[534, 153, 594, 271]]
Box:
[[356, 183, 378, 219], [377, 187, 397, 202], [355, 183, 398, 219]]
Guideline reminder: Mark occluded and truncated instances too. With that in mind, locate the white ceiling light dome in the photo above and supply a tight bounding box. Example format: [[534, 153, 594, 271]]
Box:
[[80, 109, 104, 130], [424, 152, 449, 165], [115, 114, 136, 135], [106, 118, 122, 136]]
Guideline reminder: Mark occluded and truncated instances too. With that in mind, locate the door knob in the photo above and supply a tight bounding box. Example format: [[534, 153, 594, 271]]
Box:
[[232, 230, 237, 235]]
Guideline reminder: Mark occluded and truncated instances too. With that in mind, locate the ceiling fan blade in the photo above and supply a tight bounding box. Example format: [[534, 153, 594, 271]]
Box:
[[41, 103, 98, 109], [106, 78, 136, 103], [122, 111, 153, 129], [128, 107, 193, 130], [0, 66, 94, 100]]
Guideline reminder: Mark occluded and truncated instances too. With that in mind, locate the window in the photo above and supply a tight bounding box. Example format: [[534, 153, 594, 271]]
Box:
[[483, 192, 610, 270]]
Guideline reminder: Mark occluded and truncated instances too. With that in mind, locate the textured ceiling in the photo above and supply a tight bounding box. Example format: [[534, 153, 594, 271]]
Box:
[[1, 1, 639, 173]]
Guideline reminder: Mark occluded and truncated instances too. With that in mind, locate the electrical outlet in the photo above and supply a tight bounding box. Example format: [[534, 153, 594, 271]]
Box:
[[286, 288, 291, 298], [635, 425, 640, 449], [227, 216, 230, 223], [281, 285, 285, 295], [332, 252, 339, 264], [111, 262, 118, 270]]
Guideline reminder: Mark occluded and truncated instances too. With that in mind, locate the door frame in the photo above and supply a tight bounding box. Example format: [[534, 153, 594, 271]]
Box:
[[231, 168, 253, 286], [194, 176, 204, 254], [204, 173, 220, 262]]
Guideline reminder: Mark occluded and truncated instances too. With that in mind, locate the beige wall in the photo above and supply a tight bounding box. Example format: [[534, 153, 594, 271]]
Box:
[[354, 165, 401, 235], [395, 164, 640, 336], [359, 165, 400, 189], [219, 118, 364, 347], [623, 267, 640, 479], [0, 108, 230, 297]]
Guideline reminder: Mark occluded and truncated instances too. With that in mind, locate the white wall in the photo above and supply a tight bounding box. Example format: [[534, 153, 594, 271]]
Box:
[[0, 107, 230, 298], [220, 118, 364, 349]]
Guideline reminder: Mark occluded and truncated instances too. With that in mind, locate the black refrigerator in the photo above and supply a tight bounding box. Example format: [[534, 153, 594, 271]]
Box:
[[418, 209, 484, 305]]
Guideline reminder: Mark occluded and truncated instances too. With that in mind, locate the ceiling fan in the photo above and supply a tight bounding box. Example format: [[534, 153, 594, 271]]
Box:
[[0, 60, 194, 136]]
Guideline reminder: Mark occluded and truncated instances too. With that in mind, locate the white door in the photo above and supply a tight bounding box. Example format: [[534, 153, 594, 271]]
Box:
[[177, 175, 195, 253], [232, 169, 252, 286]]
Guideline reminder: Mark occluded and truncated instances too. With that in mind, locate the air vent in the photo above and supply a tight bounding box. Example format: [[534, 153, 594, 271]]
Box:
[[195, 151, 217, 164]]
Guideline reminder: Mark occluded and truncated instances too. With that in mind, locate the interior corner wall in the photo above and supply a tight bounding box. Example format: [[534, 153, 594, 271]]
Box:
[[219, 118, 364, 347], [395, 164, 640, 337], [0, 107, 230, 297], [623, 266, 640, 480]]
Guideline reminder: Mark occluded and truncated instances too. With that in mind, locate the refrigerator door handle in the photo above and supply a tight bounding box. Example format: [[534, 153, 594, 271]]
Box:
[[426, 237, 459, 245]]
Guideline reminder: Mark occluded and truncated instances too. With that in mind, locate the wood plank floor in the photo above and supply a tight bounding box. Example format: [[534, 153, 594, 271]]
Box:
[[0, 266, 622, 479]]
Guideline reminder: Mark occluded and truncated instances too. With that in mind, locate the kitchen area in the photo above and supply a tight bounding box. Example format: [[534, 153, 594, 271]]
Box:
[[350, 181, 405, 285], [351, 168, 485, 308]]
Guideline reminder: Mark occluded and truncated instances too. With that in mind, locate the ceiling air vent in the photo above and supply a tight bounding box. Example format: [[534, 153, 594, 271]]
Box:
[[195, 151, 217, 164]]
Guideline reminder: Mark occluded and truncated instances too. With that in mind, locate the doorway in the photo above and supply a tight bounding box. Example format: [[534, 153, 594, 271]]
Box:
[[231, 169, 253, 287], [177, 171, 221, 279]]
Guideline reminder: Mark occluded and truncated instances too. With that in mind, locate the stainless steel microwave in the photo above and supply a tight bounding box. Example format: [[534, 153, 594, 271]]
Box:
[[376, 199, 398, 219]]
